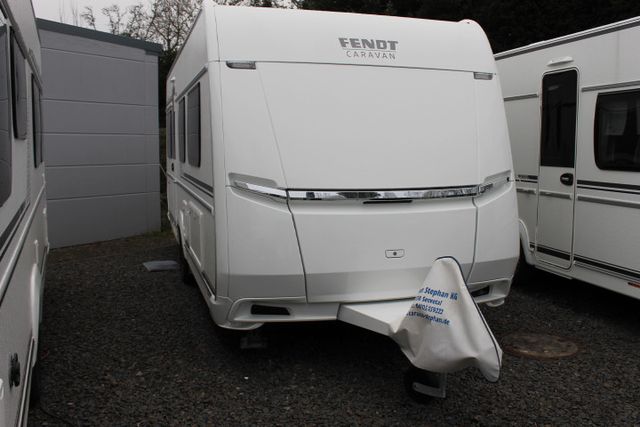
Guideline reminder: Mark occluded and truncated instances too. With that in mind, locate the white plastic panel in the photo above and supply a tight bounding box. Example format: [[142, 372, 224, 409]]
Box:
[[468, 183, 519, 282], [226, 188, 305, 300], [220, 65, 287, 188], [259, 63, 478, 190], [289, 198, 476, 303], [213, 5, 495, 72]]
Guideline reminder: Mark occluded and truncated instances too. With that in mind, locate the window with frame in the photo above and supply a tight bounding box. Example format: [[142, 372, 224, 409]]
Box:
[[0, 15, 10, 206], [166, 107, 175, 159], [32, 76, 43, 167], [540, 71, 577, 168], [179, 97, 185, 163], [187, 83, 201, 167], [10, 30, 26, 139], [594, 89, 640, 171]]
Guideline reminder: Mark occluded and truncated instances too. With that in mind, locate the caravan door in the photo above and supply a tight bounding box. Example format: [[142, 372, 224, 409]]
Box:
[[535, 70, 578, 268]]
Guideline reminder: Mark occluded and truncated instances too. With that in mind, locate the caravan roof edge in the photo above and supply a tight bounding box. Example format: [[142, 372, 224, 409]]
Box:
[[495, 15, 640, 60]]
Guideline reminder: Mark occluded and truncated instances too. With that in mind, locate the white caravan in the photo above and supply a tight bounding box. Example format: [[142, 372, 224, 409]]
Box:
[[166, 3, 518, 333], [496, 17, 640, 299], [0, 0, 47, 424]]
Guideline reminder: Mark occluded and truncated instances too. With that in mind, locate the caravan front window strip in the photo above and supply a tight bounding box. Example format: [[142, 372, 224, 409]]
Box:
[[0, 14, 10, 207], [10, 29, 27, 139], [178, 98, 185, 163], [31, 77, 42, 167], [166, 107, 175, 159], [594, 89, 640, 171], [187, 83, 200, 167]]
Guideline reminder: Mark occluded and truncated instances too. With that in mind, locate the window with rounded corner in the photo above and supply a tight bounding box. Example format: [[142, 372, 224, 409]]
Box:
[[179, 97, 185, 163], [594, 89, 640, 171], [187, 83, 200, 167], [0, 13, 11, 207], [10, 30, 26, 139], [166, 107, 175, 159], [32, 76, 43, 167]]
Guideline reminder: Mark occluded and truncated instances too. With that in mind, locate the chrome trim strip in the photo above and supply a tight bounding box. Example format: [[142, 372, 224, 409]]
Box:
[[233, 174, 510, 202], [581, 79, 640, 93], [234, 181, 287, 199], [504, 93, 538, 102], [577, 195, 640, 209], [539, 190, 572, 200], [288, 186, 480, 201]]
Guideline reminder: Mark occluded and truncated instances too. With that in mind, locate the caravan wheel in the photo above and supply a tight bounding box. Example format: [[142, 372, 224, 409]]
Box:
[[29, 362, 41, 408], [177, 233, 195, 286]]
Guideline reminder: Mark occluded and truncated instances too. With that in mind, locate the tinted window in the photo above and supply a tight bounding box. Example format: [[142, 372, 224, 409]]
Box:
[[179, 97, 185, 163], [32, 77, 43, 167], [540, 71, 577, 167], [166, 107, 175, 159], [594, 90, 640, 171], [187, 83, 200, 167], [10, 31, 26, 139], [0, 16, 10, 206]]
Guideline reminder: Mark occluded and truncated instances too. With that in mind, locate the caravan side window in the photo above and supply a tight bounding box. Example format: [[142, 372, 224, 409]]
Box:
[[540, 71, 577, 167], [166, 107, 175, 159], [594, 89, 640, 171], [0, 14, 10, 206], [32, 76, 43, 167], [10, 30, 27, 139], [178, 98, 185, 163], [187, 83, 201, 167]]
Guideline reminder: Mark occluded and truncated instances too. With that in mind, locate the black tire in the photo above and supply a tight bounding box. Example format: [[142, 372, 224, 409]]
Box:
[[514, 245, 535, 284], [213, 325, 243, 349], [177, 233, 195, 286], [403, 367, 440, 404], [29, 362, 41, 408]]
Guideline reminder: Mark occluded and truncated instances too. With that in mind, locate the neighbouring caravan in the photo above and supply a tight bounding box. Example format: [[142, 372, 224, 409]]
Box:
[[496, 18, 640, 299], [0, 0, 47, 424], [166, 3, 518, 336]]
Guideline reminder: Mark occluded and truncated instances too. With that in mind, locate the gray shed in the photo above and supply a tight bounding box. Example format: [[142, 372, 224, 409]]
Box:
[[37, 19, 163, 248]]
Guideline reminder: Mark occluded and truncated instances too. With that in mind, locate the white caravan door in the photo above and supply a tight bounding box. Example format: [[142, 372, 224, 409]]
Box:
[[535, 70, 578, 268]]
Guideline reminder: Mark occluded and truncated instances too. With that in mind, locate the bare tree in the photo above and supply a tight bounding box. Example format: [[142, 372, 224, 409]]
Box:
[[81, 6, 97, 30], [79, 0, 296, 52], [58, 0, 66, 24], [70, 0, 80, 26], [102, 5, 126, 35]]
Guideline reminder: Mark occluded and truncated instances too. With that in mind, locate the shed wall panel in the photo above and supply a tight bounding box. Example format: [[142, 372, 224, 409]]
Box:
[[40, 25, 160, 248], [47, 193, 161, 247]]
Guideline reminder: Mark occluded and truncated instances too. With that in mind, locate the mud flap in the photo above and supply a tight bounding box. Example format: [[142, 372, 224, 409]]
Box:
[[338, 257, 502, 383]]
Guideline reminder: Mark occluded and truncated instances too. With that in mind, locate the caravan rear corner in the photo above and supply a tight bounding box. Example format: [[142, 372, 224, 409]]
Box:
[[496, 17, 640, 299], [166, 3, 519, 331]]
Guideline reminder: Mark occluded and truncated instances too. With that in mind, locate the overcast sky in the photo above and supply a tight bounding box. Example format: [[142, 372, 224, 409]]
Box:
[[32, 0, 143, 31]]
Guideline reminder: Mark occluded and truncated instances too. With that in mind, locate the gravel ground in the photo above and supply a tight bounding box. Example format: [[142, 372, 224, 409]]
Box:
[[28, 232, 640, 426]]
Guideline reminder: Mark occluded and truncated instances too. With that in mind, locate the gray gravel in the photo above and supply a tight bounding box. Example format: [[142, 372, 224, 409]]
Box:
[[29, 232, 640, 426]]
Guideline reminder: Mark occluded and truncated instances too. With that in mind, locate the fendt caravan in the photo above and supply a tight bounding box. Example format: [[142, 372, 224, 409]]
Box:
[[167, 4, 518, 347], [496, 17, 640, 299], [0, 0, 48, 424]]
